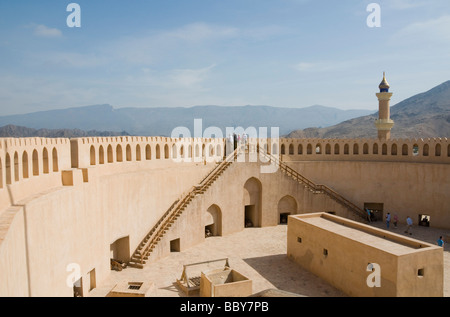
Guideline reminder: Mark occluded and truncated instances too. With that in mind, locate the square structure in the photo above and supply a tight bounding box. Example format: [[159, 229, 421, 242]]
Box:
[[287, 212, 443, 297], [200, 268, 252, 297]]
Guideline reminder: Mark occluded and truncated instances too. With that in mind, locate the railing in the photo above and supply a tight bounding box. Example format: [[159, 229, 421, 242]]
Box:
[[259, 149, 367, 220], [135, 148, 239, 265]]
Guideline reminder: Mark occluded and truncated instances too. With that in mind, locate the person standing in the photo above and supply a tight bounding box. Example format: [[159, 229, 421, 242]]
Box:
[[393, 214, 398, 228], [437, 236, 445, 247], [366, 208, 372, 223], [385, 212, 391, 229], [405, 216, 413, 235]]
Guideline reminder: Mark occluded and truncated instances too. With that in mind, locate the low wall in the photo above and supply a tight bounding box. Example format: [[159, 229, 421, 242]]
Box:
[[287, 213, 443, 297]]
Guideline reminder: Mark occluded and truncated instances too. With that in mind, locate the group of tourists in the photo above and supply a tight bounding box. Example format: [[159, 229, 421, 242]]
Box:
[[227, 133, 248, 151], [383, 212, 445, 247]]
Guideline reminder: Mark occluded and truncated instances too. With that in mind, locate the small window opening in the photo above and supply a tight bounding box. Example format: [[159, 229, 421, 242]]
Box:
[[418, 268, 424, 277]]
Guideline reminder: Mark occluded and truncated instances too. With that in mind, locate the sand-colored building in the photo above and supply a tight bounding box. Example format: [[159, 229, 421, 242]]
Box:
[[0, 75, 449, 297], [287, 212, 443, 297]]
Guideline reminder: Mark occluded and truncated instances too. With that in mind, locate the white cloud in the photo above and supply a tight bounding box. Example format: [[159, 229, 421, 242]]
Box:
[[33, 24, 62, 38]]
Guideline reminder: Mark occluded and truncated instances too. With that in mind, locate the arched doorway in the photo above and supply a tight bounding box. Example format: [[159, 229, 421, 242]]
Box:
[[277, 195, 298, 224], [205, 204, 222, 237], [243, 177, 262, 228]]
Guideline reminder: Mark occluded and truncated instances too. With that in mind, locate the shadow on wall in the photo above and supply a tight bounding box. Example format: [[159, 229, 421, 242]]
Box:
[[243, 254, 346, 297]]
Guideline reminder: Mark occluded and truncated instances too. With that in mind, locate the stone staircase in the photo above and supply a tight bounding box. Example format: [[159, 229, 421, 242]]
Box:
[[128, 150, 238, 269], [259, 150, 367, 221], [127, 146, 366, 269]]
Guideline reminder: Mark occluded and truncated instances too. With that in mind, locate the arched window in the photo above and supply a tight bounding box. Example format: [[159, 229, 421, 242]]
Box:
[[373, 143, 379, 155], [6, 154, 11, 184], [156, 144, 160, 159], [136, 145, 141, 161], [307, 144, 312, 155], [363, 143, 369, 155], [22, 151, 29, 179], [164, 144, 169, 159], [99, 146, 105, 164], [172, 144, 178, 159], [281, 144, 285, 155], [107, 145, 113, 163], [382, 144, 387, 155], [180, 145, 185, 158], [14, 152, 19, 181], [298, 144, 303, 155], [391, 144, 397, 156], [43, 148, 49, 174], [353, 144, 359, 155], [402, 144, 408, 156], [423, 144, 429, 157], [126, 144, 132, 161], [413, 144, 419, 156], [90, 145, 96, 165], [435, 144, 441, 157], [52, 148, 58, 171], [344, 144, 349, 155], [116, 145, 123, 162], [32, 150, 39, 176], [325, 144, 331, 155], [448, 144, 450, 157], [334, 144, 340, 155], [289, 144, 294, 155], [315, 144, 322, 154]]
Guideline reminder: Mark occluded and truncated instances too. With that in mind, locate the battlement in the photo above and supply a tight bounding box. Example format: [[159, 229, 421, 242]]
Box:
[[278, 137, 450, 163], [0, 136, 448, 210]]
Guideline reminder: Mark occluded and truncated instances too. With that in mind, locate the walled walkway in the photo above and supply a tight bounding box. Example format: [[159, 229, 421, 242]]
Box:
[[90, 222, 450, 297]]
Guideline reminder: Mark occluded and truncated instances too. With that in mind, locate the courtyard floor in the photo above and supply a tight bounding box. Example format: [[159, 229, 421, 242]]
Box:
[[89, 221, 450, 297]]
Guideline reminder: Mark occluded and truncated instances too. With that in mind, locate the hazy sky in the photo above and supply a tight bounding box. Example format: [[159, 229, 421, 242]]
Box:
[[0, 0, 449, 115]]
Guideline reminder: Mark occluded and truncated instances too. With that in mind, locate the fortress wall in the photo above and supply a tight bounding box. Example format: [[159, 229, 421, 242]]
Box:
[[0, 159, 214, 297], [286, 160, 450, 229], [148, 159, 358, 263], [0, 136, 449, 296], [0, 138, 71, 210], [277, 137, 450, 164]]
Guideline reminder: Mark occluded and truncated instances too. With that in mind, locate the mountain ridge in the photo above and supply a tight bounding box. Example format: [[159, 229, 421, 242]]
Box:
[[0, 104, 374, 137], [286, 80, 450, 139]]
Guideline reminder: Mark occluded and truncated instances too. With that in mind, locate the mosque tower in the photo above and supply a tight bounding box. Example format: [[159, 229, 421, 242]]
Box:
[[375, 72, 394, 140]]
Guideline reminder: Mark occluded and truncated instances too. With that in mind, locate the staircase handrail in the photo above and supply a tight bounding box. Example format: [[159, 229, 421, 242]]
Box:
[[137, 148, 239, 263], [259, 149, 366, 219]]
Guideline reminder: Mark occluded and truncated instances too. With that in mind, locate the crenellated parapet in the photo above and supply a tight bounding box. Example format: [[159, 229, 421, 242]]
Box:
[[277, 137, 450, 163], [70, 136, 227, 168], [0, 137, 71, 189], [0, 135, 448, 208]]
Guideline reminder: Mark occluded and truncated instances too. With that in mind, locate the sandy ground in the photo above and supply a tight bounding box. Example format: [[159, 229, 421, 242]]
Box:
[[89, 221, 450, 297]]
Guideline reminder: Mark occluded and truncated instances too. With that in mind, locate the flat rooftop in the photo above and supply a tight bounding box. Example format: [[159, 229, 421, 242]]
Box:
[[290, 213, 438, 256]]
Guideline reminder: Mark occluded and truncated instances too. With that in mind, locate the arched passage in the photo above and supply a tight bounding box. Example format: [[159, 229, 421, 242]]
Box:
[[277, 195, 298, 224], [243, 177, 262, 228], [205, 204, 222, 237]]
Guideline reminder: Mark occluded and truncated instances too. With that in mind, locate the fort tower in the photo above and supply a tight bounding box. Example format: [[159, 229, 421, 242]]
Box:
[[375, 72, 394, 140]]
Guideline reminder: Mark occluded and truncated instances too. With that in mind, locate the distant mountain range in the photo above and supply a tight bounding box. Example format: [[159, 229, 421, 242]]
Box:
[[0, 125, 129, 138], [286, 80, 450, 139], [0, 105, 373, 137]]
